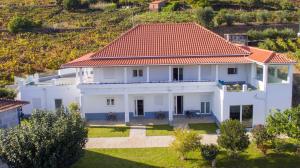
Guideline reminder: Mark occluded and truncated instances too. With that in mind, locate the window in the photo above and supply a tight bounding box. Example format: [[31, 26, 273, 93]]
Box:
[[228, 68, 238, 74], [200, 102, 210, 113], [173, 67, 183, 81], [55, 99, 63, 110], [230, 105, 240, 120], [106, 98, 115, 106], [133, 69, 143, 77], [242, 105, 253, 128], [256, 64, 263, 81]]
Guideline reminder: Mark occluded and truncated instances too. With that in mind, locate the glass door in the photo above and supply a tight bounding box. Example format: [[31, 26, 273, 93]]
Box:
[[173, 68, 183, 81]]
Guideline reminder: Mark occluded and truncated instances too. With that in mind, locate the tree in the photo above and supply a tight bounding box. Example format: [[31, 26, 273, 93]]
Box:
[[201, 144, 219, 168], [186, 0, 210, 8], [170, 129, 202, 160], [0, 88, 16, 99], [196, 7, 214, 28], [63, 0, 81, 10], [239, 12, 254, 25], [68, 102, 80, 112], [0, 110, 87, 168], [256, 11, 271, 24], [266, 106, 300, 142], [217, 120, 250, 157], [7, 16, 41, 33], [251, 124, 274, 155]]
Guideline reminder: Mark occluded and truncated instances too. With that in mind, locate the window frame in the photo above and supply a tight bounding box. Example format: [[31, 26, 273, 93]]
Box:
[[132, 69, 143, 78], [227, 67, 238, 75], [106, 98, 115, 106]]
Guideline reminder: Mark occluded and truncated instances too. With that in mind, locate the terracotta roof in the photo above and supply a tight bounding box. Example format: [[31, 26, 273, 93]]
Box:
[[91, 23, 250, 59], [240, 46, 296, 64], [0, 99, 29, 113], [63, 56, 251, 67], [62, 23, 296, 68]]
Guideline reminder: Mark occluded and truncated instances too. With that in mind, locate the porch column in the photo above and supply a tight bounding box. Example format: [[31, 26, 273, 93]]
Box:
[[79, 68, 83, 84], [288, 65, 293, 84], [250, 63, 256, 85], [124, 67, 128, 83], [215, 65, 219, 82], [124, 93, 129, 124], [168, 66, 172, 82], [79, 92, 85, 118], [198, 65, 201, 81], [168, 93, 174, 124], [262, 64, 268, 91], [146, 66, 150, 83]]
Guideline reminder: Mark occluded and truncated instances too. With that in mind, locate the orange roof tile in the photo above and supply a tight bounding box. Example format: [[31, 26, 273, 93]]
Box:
[[0, 99, 29, 113], [62, 23, 296, 68]]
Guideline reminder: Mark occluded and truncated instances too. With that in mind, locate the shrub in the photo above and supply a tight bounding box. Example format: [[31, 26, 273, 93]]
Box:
[[256, 10, 271, 24], [217, 120, 250, 157], [280, 0, 294, 10], [247, 29, 264, 40], [196, 7, 214, 28], [239, 12, 255, 25], [200, 144, 219, 168], [0, 88, 16, 99], [7, 16, 41, 33], [68, 102, 80, 112], [63, 0, 81, 10], [224, 13, 235, 26], [258, 39, 278, 51], [187, 0, 210, 8], [214, 9, 227, 26], [162, 1, 182, 12], [171, 128, 202, 160], [273, 11, 293, 23], [0, 110, 87, 168], [251, 125, 274, 155]]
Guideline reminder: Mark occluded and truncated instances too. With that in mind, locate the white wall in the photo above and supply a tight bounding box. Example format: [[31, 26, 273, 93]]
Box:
[[19, 85, 80, 114], [218, 64, 250, 82], [266, 84, 292, 113], [149, 66, 169, 82], [0, 109, 19, 128], [84, 95, 124, 113], [183, 65, 198, 81], [93, 67, 124, 83]]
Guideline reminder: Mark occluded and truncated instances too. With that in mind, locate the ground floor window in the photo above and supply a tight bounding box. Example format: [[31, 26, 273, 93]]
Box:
[[54, 99, 63, 110], [229, 105, 240, 120], [229, 105, 253, 128], [242, 105, 253, 128], [106, 98, 115, 106], [200, 102, 210, 114]]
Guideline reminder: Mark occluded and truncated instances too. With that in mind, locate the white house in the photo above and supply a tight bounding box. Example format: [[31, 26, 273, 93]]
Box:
[[16, 23, 296, 127], [0, 99, 29, 128]]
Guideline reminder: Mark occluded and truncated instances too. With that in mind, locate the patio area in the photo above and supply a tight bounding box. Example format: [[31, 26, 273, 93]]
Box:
[[87, 115, 216, 126]]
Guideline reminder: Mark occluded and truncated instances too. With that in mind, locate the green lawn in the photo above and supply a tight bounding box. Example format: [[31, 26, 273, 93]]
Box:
[[72, 144, 300, 168], [189, 123, 218, 134], [88, 126, 130, 138], [146, 125, 174, 136]]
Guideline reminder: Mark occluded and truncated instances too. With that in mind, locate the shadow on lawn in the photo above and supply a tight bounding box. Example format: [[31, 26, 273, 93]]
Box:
[[72, 150, 160, 168], [217, 151, 300, 168], [89, 126, 129, 133], [146, 125, 174, 132]]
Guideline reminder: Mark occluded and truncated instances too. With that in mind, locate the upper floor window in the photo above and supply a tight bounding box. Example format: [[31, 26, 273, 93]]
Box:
[[106, 98, 115, 106], [133, 69, 143, 77], [173, 67, 183, 81], [256, 65, 263, 81], [228, 68, 238, 75]]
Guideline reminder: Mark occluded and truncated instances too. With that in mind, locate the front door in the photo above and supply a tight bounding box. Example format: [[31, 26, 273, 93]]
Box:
[[174, 96, 183, 115], [135, 100, 144, 116]]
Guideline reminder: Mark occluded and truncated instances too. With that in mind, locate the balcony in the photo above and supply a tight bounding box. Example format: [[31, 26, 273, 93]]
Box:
[[78, 80, 217, 95]]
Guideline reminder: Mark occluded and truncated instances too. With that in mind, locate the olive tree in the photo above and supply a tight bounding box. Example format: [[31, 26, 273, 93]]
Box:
[[0, 110, 87, 168], [171, 128, 202, 160], [196, 7, 214, 28], [217, 120, 250, 157], [251, 124, 274, 155], [201, 144, 219, 168]]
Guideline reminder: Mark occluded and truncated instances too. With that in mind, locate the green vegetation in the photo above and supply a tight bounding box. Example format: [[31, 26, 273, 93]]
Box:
[[170, 129, 202, 160], [196, 7, 214, 28], [217, 120, 250, 157], [251, 124, 274, 155], [0, 88, 16, 99], [146, 124, 174, 136], [72, 144, 300, 168], [247, 28, 297, 41], [189, 123, 218, 134], [88, 126, 130, 137], [0, 110, 87, 168], [7, 16, 42, 33], [200, 144, 219, 168]]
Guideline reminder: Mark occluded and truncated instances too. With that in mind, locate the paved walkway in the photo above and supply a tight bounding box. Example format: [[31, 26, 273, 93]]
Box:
[[85, 126, 217, 149]]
